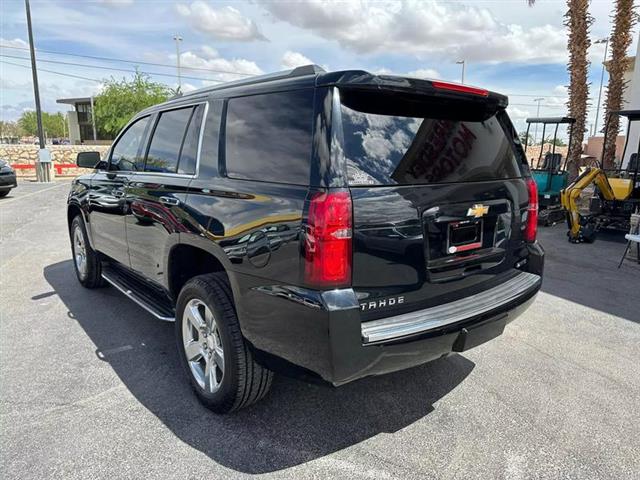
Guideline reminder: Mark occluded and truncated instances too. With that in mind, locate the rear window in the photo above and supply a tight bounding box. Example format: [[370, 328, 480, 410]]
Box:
[[340, 96, 523, 186], [225, 89, 314, 185]]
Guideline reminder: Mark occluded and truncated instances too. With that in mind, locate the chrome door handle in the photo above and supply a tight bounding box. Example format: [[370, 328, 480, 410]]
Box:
[[113, 191, 125, 198], [160, 196, 179, 206]]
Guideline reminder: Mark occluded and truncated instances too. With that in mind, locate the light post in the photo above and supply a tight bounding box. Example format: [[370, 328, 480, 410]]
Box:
[[90, 96, 97, 141], [533, 98, 545, 144], [173, 34, 183, 91], [25, 0, 51, 182], [456, 60, 465, 84], [594, 38, 609, 135]]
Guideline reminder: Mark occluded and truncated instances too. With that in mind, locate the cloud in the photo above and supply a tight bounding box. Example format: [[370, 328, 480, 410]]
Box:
[[406, 69, 441, 79], [281, 51, 314, 69], [259, 0, 568, 63], [176, 2, 267, 42], [97, 0, 134, 6], [373, 67, 441, 79], [0, 37, 29, 49], [174, 47, 264, 83]]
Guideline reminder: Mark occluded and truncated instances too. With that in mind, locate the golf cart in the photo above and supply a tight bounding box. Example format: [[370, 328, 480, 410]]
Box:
[[523, 116, 576, 225], [560, 109, 640, 243]]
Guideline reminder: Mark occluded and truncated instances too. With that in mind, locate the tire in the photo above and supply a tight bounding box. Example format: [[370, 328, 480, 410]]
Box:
[[0, 190, 9, 198], [70, 215, 105, 288], [175, 273, 273, 413]]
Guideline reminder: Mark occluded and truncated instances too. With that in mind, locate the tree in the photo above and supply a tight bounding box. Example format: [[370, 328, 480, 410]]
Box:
[[0, 121, 24, 139], [94, 70, 172, 137], [18, 111, 67, 138], [519, 131, 534, 147], [564, 0, 593, 179], [601, 0, 637, 168], [542, 136, 567, 147], [529, 0, 592, 179]]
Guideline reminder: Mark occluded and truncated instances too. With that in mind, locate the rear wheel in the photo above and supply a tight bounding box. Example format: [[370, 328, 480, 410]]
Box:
[[70, 215, 105, 288], [175, 273, 273, 413], [0, 190, 10, 198]]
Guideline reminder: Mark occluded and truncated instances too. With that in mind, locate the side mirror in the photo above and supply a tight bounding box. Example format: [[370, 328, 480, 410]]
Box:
[[76, 151, 102, 169]]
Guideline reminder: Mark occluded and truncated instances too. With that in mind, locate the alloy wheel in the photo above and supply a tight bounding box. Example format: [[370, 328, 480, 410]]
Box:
[[182, 298, 225, 393], [73, 225, 87, 278]]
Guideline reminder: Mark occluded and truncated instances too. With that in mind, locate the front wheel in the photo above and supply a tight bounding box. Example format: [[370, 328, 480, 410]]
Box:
[[175, 273, 273, 413]]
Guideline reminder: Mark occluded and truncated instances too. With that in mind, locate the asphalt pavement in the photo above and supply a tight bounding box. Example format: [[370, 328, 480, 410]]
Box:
[[1, 179, 639, 479]]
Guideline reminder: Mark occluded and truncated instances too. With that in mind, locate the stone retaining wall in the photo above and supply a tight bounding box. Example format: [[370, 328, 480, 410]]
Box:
[[524, 146, 570, 168], [0, 144, 111, 177]]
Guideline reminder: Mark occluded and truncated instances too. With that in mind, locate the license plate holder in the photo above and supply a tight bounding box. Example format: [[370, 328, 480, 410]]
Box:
[[447, 219, 483, 254]]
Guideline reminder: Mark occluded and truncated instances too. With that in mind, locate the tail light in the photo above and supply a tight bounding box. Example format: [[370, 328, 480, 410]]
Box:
[[304, 190, 352, 288], [524, 177, 538, 242]]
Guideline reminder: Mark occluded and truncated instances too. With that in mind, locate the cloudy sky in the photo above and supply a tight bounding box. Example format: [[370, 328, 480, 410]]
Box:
[[1, 0, 638, 136]]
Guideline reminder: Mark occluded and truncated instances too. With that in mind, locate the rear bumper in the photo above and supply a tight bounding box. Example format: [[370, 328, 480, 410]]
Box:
[[327, 274, 539, 386], [361, 271, 540, 344], [237, 242, 544, 386]]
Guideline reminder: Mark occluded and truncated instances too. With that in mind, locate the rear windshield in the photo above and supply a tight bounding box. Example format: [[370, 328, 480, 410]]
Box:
[[339, 94, 524, 186]]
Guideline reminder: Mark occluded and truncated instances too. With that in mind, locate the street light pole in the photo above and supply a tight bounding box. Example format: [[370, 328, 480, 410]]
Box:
[[90, 96, 97, 141], [456, 60, 465, 84], [24, 0, 49, 181], [173, 34, 183, 92], [594, 38, 609, 135], [533, 98, 545, 144]]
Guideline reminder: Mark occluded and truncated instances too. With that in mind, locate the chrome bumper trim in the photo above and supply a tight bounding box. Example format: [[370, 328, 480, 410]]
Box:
[[361, 271, 541, 344]]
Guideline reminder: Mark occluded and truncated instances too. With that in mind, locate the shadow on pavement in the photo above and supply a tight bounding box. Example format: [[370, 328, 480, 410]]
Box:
[[538, 226, 639, 323], [44, 259, 474, 474]]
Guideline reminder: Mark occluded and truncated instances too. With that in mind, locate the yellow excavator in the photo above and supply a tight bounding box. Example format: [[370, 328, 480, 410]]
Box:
[[560, 110, 640, 243]]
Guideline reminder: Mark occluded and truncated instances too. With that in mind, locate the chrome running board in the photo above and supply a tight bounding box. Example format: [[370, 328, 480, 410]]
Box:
[[361, 271, 541, 343], [101, 270, 175, 322]]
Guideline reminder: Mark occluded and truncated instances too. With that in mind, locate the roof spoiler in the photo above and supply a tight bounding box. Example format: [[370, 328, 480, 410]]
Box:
[[317, 70, 508, 109]]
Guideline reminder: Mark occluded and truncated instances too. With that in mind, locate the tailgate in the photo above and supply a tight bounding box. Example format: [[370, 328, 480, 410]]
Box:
[[351, 180, 528, 320], [334, 85, 530, 320]]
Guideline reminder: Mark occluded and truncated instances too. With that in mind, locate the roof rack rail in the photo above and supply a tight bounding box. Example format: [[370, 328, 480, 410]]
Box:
[[178, 64, 326, 99]]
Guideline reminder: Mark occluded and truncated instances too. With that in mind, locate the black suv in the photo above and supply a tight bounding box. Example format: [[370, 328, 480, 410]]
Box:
[[68, 66, 544, 413]]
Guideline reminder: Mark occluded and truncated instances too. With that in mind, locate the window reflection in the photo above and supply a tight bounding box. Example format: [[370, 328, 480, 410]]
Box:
[[225, 90, 314, 185], [341, 105, 521, 186]]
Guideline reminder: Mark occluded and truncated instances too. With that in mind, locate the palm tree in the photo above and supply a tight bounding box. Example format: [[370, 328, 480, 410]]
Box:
[[564, 0, 593, 179], [601, 0, 637, 169], [529, 0, 592, 179]]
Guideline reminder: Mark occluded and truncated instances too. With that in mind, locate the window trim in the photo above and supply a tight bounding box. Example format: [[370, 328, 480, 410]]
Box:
[[107, 101, 209, 179], [220, 88, 315, 186]]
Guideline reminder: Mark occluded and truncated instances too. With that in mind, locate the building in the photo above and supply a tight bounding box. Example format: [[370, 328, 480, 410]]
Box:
[[585, 37, 638, 168], [56, 97, 112, 145], [622, 39, 640, 169]]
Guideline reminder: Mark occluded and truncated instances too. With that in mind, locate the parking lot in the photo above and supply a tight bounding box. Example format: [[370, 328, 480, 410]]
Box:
[[1, 179, 639, 479]]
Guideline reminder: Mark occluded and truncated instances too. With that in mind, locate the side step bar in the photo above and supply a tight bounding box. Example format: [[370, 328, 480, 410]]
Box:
[[361, 271, 541, 343], [101, 268, 175, 322]]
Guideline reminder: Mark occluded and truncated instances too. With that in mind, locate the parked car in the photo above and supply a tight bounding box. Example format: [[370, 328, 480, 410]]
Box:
[[0, 159, 17, 197], [67, 66, 544, 413]]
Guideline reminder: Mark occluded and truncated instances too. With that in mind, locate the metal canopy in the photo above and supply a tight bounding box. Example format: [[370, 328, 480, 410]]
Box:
[[613, 110, 640, 121], [526, 117, 576, 124]]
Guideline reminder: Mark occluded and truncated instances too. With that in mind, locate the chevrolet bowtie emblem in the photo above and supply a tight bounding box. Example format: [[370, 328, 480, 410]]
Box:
[[467, 204, 489, 218]]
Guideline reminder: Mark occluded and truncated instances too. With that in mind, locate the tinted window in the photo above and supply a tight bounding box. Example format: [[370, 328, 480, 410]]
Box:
[[145, 107, 195, 174], [110, 116, 150, 171], [340, 101, 523, 186], [225, 90, 314, 185], [177, 105, 203, 175], [199, 101, 223, 178]]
